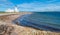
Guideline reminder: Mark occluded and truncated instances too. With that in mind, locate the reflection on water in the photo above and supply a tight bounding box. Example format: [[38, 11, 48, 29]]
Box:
[[13, 12, 60, 32]]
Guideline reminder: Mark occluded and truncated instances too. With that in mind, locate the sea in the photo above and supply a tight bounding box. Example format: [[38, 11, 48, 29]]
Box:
[[13, 12, 60, 32]]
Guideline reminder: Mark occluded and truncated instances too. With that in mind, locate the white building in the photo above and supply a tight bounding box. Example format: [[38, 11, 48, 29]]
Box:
[[5, 7, 19, 12], [5, 8, 14, 12], [14, 7, 19, 12]]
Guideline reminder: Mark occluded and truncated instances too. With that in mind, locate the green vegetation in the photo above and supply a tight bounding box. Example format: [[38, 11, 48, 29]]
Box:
[[0, 12, 19, 14], [0, 12, 6, 13]]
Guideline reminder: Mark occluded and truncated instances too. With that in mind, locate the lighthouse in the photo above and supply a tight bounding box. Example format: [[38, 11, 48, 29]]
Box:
[[14, 7, 19, 12]]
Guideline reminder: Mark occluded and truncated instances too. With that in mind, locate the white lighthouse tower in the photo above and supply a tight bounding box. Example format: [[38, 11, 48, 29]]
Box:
[[14, 7, 19, 12]]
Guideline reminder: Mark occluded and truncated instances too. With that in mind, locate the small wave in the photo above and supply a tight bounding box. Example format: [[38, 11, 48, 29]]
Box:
[[12, 12, 60, 32]]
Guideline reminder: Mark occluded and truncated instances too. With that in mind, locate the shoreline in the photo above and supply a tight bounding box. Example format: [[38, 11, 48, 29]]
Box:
[[0, 12, 60, 35]]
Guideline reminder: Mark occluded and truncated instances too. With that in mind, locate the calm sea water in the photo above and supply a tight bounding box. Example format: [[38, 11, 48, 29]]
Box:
[[13, 12, 60, 32]]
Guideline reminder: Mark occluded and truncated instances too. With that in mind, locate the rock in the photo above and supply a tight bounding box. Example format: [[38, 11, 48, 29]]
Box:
[[0, 24, 14, 35]]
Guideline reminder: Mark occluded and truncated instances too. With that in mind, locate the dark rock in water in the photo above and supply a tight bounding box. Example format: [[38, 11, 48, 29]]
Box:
[[13, 13, 60, 32]]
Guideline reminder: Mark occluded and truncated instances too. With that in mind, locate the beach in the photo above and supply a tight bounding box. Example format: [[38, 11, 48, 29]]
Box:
[[0, 12, 60, 35]]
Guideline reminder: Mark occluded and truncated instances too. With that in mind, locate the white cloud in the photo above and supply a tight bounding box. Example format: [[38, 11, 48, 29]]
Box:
[[17, 2, 60, 12], [0, 0, 14, 11], [0, 0, 14, 7], [0, 0, 60, 12]]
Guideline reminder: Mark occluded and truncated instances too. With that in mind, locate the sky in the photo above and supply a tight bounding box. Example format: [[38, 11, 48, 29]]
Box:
[[0, 0, 60, 12]]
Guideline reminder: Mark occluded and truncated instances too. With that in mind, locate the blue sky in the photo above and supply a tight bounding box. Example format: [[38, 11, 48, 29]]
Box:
[[0, 0, 60, 12]]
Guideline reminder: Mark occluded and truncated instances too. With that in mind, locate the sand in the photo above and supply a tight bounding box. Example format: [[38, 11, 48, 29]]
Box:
[[0, 12, 60, 35]]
